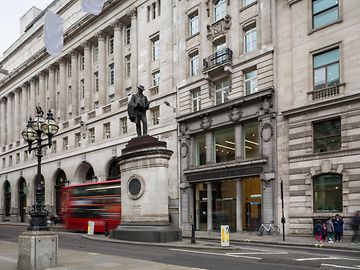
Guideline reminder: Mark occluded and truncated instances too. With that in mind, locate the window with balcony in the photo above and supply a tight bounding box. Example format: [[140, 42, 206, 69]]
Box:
[[215, 42, 227, 64], [109, 35, 114, 54], [75, 132, 81, 147], [125, 55, 131, 77], [244, 24, 257, 53], [215, 79, 230, 105], [151, 106, 160, 125], [214, 0, 227, 22], [244, 121, 259, 159], [244, 68, 257, 95], [152, 36, 160, 61], [94, 72, 99, 92], [313, 47, 339, 90], [120, 117, 128, 134], [313, 118, 341, 153], [109, 63, 115, 85], [189, 11, 199, 36], [89, 128, 95, 143], [192, 89, 201, 112], [63, 137, 69, 151], [312, 0, 339, 29], [313, 174, 342, 212], [214, 127, 235, 163], [194, 134, 206, 166], [103, 123, 111, 139], [190, 53, 199, 76]]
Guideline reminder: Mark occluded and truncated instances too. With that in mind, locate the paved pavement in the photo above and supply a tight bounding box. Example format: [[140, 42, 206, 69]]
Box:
[[1, 222, 359, 270]]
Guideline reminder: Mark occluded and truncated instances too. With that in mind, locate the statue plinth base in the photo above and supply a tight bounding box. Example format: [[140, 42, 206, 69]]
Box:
[[111, 135, 181, 242]]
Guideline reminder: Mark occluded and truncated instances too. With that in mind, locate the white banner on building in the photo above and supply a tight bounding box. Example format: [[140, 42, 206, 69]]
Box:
[[44, 10, 64, 57], [81, 0, 106, 16]]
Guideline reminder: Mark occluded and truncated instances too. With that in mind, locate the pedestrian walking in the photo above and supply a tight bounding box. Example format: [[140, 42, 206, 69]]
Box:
[[351, 211, 360, 244], [322, 222, 327, 242], [332, 214, 344, 242], [326, 218, 334, 243], [315, 219, 323, 242]]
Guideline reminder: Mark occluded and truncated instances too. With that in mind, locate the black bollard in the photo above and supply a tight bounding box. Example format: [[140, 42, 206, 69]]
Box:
[[191, 224, 196, 244], [104, 222, 109, 237]]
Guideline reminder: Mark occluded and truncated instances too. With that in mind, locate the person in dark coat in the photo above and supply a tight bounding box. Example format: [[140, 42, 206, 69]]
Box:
[[127, 85, 150, 136], [351, 211, 360, 243], [332, 214, 344, 242], [315, 219, 323, 242]]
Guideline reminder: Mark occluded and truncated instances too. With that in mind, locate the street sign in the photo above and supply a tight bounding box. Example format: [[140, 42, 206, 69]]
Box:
[[221, 225, 229, 247], [87, 221, 95, 235]]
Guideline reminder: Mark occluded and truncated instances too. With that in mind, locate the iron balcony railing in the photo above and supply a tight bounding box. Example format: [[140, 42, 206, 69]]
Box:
[[203, 48, 233, 72]]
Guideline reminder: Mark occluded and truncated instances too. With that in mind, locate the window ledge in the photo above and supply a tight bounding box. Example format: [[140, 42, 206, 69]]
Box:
[[309, 19, 343, 35], [239, 1, 257, 12], [186, 32, 200, 41]]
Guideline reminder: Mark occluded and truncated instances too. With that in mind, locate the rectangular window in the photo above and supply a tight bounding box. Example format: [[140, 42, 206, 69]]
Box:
[[126, 25, 131, 45], [16, 153, 20, 164], [94, 101, 99, 109], [24, 151, 28, 161], [9, 156, 12, 166], [103, 123, 111, 139], [189, 12, 199, 36], [2, 157, 5, 168], [215, 43, 227, 64], [68, 62, 72, 77], [313, 48, 340, 90], [244, 25, 257, 53], [80, 79, 85, 99], [109, 35, 114, 54], [75, 132, 81, 147], [152, 36, 160, 61], [194, 134, 206, 166], [81, 54, 85, 71], [125, 55, 131, 77], [63, 137, 69, 151], [192, 89, 201, 112], [244, 68, 257, 95], [109, 94, 115, 103], [89, 128, 95, 143], [312, 0, 339, 29], [214, 0, 227, 21], [94, 44, 99, 63], [214, 127, 235, 163], [151, 106, 160, 125], [243, 0, 256, 7], [244, 121, 259, 159], [94, 72, 99, 92], [109, 63, 115, 85], [314, 174, 342, 212], [215, 79, 230, 105], [152, 70, 160, 86], [190, 53, 199, 76], [313, 118, 341, 153], [120, 117, 128, 134], [52, 141, 57, 154]]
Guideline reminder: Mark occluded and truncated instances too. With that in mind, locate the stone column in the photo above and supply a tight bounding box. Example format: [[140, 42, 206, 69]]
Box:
[[29, 79, 36, 116], [236, 179, 243, 232], [48, 66, 56, 113], [0, 98, 6, 146], [97, 31, 107, 106], [70, 50, 79, 116], [207, 182, 213, 232], [82, 41, 92, 111], [127, 8, 138, 88], [14, 89, 21, 141], [205, 132, 213, 164], [7, 94, 14, 144], [21, 84, 29, 127], [38, 72, 46, 110], [58, 58, 67, 121], [112, 20, 124, 100], [235, 125, 243, 159]]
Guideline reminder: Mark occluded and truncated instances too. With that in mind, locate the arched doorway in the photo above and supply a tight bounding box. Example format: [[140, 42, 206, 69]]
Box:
[[75, 162, 96, 182], [4, 181, 11, 220], [18, 178, 27, 222], [107, 158, 121, 180], [54, 169, 67, 217]]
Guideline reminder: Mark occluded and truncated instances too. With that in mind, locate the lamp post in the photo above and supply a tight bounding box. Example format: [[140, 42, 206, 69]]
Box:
[[21, 106, 59, 231]]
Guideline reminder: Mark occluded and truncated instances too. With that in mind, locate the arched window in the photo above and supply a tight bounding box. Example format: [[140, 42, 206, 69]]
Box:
[[313, 174, 342, 212]]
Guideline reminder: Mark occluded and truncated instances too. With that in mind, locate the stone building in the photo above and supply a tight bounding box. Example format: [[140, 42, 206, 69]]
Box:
[[0, 0, 179, 225], [277, 0, 360, 234]]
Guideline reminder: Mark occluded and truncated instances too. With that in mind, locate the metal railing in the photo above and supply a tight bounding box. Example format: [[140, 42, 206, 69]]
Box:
[[203, 48, 233, 71]]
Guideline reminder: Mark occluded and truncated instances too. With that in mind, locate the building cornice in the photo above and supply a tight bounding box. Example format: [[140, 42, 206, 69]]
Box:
[[282, 93, 360, 118], [288, 0, 303, 6]]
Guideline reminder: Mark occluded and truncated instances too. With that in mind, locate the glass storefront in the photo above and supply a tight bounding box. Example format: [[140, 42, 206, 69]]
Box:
[[242, 176, 261, 231], [244, 121, 259, 159], [213, 127, 235, 163], [195, 134, 206, 166]]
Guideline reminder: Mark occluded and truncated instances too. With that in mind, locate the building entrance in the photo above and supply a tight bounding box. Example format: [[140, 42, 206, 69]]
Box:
[[242, 176, 261, 231]]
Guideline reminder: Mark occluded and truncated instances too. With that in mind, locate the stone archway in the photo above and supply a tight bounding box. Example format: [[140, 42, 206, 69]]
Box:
[[54, 169, 67, 217], [74, 161, 95, 183], [18, 178, 27, 222], [3, 181, 11, 220], [106, 158, 121, 180]]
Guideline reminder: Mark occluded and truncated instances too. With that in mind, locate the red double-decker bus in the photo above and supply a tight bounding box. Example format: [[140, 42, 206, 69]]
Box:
[[60, 180, 121, 233]]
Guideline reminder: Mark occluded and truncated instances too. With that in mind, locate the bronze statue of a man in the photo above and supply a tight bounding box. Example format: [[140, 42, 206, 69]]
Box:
[[127, 85, 150, 136]]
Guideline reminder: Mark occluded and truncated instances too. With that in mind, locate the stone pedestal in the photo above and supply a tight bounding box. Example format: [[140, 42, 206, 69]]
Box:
[[110, 135, 181, 242], [17, 231, 58, 270]]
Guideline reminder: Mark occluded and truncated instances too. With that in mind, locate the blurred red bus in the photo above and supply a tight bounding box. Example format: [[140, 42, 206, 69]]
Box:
[[60, 180, 121, 233]]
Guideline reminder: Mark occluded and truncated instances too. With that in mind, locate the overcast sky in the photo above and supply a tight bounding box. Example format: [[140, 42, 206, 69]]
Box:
[[0, 1, 52, 58]]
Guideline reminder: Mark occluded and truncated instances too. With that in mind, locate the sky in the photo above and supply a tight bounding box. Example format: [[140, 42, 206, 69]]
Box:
[[0, 1, 52, 58]]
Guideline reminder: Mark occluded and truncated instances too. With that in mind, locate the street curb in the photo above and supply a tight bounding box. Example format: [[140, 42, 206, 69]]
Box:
[[82, 234, 241, 250]]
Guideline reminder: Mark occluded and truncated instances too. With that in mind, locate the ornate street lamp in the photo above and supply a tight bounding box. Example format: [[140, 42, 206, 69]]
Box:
[[22, 106, 59, 231]]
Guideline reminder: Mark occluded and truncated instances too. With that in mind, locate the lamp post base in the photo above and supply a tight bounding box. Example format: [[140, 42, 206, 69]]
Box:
[[17, 231, 58, 270]]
